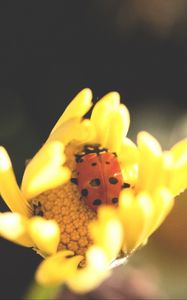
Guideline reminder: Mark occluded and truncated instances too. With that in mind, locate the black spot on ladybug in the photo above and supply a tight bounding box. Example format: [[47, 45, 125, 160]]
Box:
[[90, 178, 101, 186], [109, 177, 118, 184], [91, 162, 97, 166], [81, 189, 88, 197], [71, 178, 78, 185], [105, 161, 110, 164], [112, 197, 118, 203], [93, 199, 102, 206], [122, 183, 130, 188]]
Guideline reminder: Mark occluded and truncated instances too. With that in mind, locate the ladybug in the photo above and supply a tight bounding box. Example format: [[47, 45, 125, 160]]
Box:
[[71, 144, 130, 211]]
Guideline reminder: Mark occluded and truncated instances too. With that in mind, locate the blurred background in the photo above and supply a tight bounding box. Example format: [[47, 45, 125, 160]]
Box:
[[0, 1, 187, 299]]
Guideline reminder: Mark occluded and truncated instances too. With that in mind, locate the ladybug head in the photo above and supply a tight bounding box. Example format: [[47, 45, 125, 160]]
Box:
[[83, 144, 108, 155]]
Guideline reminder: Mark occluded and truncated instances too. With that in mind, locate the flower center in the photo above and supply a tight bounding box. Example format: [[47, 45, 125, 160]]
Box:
[[30, 142, 96, 256]]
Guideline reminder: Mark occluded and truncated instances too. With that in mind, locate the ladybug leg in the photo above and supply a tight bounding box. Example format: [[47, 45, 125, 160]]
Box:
[[112, 152, 117, 157], [70, 178, 78, 185], [122, 183, 131, 189], [75, 154, 84, 163]]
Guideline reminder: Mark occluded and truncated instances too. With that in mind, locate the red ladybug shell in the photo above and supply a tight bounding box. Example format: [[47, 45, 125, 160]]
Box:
[[76, 151, 123, 211]]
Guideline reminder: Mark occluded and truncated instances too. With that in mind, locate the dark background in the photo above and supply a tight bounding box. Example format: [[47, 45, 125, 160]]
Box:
[[1, 1, 187, 299]]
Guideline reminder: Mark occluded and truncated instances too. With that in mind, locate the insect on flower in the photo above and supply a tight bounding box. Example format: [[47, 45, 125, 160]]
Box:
[[72, 144, 130, 211], [0, 88, 187, 293]]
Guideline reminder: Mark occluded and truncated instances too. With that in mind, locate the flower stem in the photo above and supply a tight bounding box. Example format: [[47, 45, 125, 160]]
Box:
[[24, 281, 62, 300]]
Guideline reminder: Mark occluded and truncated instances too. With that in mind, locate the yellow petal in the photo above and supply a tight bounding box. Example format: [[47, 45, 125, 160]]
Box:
[[89, 206, 123, 261], [0, 212, 33, 247], [28, 217, 60, 255], [47, 118, 96, 145], [169, 139, 187, 195], [170, 168, 187, 196], [0, 147, 30, 216], [148, 187, 174, 236], [90, 92, 120, 145], [103, 104, 130, 153], [136, 131, 162, 192], [156, 151, 173, 188], [36, 250, 83, 285], [121, 164, 138, 185], [67, 246, 110, 293], [21, 141, 71, 199], [79, 119, 96, 144], [137, 131, 162, 157], [50, 88, 93, 135], [119, 138, 139, 185], [119, 137, 139, 166], [171, 138, 187, 168], [118, 189, 154, 253], [86, 245, 109, 270]]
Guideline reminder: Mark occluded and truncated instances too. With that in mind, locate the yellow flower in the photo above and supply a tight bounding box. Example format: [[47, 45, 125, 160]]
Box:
[[0, 88, 187, 293]]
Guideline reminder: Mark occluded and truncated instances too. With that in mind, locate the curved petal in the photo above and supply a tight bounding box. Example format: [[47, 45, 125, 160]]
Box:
[[90, 92, 120, 145], [50, 88, 93, 135], [169, 139, 187, 195], [170, 168, 187, 196], [36, 250, 83, 285], [119, 138, 139, 185], [28, 217, 60, 255], [118, 137, 139, 166], [118, 189, 154, 253], [136, 131, 162, 192], [21, 141, 71, 199], [121, 164, 138, 185], [89, 206, 123, 261], [170, 138, 187, 168], [0, 147, 30, 216], [0, 212, 33, 247], [47, 118, 96, 146], [148, 187, 174, 236], [67, 246, 110, 293], [103, 104, 130, 153], [36, 246, 110, 293]]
